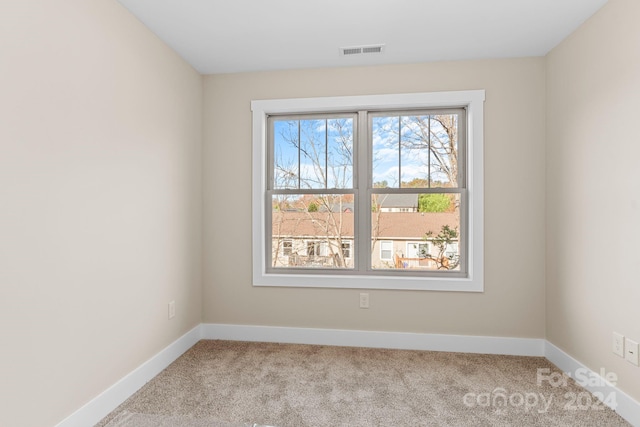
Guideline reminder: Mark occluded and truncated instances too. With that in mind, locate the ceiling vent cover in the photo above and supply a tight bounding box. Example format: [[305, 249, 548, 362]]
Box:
[[340, 44, 385, 57]]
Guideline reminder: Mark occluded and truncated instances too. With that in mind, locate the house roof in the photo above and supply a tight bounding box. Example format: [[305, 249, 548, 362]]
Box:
[[378, 194, 418, 209], [272, 211, 458, 239], [319, 202, 355, 213]]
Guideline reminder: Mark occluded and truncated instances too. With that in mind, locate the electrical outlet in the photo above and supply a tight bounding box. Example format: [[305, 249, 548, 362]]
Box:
[[613, 332, 625, 357], [359, 293, 369, 309], [625, 339, 639, 366], [168, 301, 176, 319]]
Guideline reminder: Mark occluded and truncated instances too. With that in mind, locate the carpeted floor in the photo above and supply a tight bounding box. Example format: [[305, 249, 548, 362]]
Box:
[[96, 340, 630, 427]]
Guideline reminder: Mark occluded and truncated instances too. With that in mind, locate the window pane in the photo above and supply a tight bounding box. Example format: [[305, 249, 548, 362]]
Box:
[[372, 116, 399, 188], [327, 118, 353, 189], [371, 193, 460, 270], [272, 194, 354, 269], [400, 115, 430, 187], [273, 120, 299, 189], [272, 117, 353, 190], [299, 119, 326, 189], [428, 114, 459, 188]]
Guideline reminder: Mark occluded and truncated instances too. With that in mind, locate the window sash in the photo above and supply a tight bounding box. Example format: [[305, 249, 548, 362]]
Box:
[[368, 109, 466, 190], [267, 113, 357, 192]]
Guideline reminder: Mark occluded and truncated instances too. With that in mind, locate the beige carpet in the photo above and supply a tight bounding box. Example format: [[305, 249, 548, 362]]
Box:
[[96, 340, 630, 426]]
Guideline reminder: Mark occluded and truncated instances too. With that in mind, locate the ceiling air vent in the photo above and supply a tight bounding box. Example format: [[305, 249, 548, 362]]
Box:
[[340, 44, 385, 57]]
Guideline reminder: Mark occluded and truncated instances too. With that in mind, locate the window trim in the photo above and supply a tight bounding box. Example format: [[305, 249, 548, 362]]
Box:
[[252, 90, 485, 292]]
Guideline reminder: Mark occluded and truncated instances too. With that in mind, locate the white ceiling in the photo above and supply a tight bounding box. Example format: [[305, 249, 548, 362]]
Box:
[[117, 0, 608, 75]]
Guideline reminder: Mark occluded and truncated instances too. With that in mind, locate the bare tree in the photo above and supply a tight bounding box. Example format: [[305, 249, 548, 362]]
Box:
[[370, 192, 388, 256]]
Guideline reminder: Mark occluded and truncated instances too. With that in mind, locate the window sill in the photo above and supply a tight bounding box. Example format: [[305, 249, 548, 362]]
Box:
[[253, 272, 483, 292]]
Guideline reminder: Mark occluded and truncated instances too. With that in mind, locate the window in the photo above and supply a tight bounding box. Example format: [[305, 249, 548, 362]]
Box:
[[281, 239, 292, 256], [341, 241, 352, 259], [446, 242, 459, 259], [407, 242, 429, 259], [380, 241, 394, 261], [252, 90, 484, 291], [306, 241, 326, 257]]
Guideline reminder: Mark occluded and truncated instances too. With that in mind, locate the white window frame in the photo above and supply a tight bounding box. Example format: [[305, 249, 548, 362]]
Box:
[[252, 90, 484, 292]]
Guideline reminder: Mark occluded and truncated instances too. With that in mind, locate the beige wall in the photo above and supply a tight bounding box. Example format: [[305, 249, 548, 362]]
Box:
[[203, 59, 546, 337], [546, 0, 640, 403], [0, 1, 202, 426]]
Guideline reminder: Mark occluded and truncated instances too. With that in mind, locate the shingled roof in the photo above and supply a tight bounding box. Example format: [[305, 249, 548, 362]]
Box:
[[272, 211, 458, 239]]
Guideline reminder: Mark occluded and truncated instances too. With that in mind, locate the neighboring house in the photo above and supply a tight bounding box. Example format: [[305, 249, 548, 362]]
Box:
[[271, 211, 355, 268], [372, 211, 460, 270], [377, 194, 419, 212], [271, 211, 459, 270]]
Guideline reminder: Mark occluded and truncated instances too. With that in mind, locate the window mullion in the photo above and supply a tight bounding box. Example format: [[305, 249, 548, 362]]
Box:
[[325, 119, 328, 189], [297, 121, 301, 189], [397, 115, 402, 188], [356, 110, 370, 272], [428, 115, 432, 188]]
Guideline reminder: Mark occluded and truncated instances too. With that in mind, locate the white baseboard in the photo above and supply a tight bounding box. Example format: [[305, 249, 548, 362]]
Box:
[[201, 323, 546, 356], [545, 341, 640, 427], [55, 325, 202, 427]]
